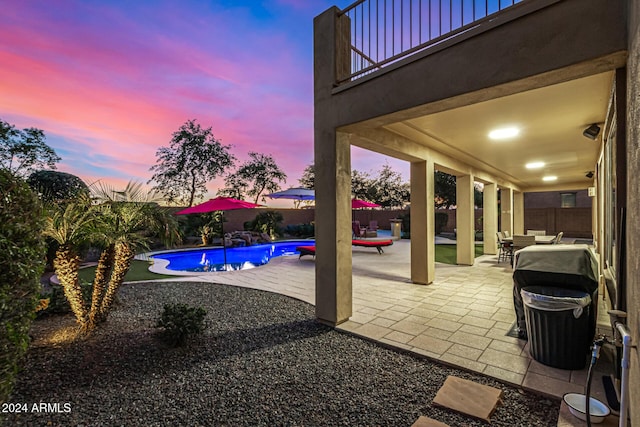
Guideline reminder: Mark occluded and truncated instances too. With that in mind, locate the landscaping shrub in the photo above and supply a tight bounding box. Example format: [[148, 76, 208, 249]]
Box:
[[37, 282, 93, 317], [244, 211, 283, 238], [0, 169, 46, 405], [398, 211, 449, 236], [156, 303, 207, 347], [284, 223, 314, 238], [435, 212, 449, 235], [398, 212, 410, 238]]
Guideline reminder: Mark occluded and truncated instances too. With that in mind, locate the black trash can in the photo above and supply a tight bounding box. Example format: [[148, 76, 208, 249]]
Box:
[[521, 286, 592, 370]]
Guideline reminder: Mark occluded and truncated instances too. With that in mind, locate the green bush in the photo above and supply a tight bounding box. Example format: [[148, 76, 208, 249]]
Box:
[[435, 212, 449, 235], [37, 282, 92, 317], [398, 211, 410, 238], [156, 303, 207, 347], [244, 211, 283, 238], [0, 169, 46, 405], [284, 223, 314, 238]]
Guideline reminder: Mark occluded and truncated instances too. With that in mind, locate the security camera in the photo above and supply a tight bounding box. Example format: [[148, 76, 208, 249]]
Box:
[[583, 124, 601, 140], [585, 171, 594, 179]]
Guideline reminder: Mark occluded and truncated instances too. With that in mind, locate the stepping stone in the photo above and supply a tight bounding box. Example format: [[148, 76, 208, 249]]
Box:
[[433, 375, 503, 422], [411, 416, 449, 427]]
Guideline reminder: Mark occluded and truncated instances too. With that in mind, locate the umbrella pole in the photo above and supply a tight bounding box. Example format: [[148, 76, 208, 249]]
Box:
[[221, 215, 227, 271]]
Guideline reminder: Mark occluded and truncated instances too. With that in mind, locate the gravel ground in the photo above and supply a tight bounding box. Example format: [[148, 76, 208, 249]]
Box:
[[5, 282, 560, 426]]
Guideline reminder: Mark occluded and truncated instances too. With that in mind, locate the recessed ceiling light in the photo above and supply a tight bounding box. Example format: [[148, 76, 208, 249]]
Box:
[[543, 176, 557, 182], [488, 127, 519, 140], [526, 161, 545, 169]]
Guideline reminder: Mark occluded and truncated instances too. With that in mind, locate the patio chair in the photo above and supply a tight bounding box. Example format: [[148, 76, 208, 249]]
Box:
[[352, 239, 393, 254], [296, 245, 316, 259], [501, 230, 510, 238], [496, 232, 513, 263], [365, 220, 378, 237], [553, 231, 564, 244], [352, 221, 365, 238]]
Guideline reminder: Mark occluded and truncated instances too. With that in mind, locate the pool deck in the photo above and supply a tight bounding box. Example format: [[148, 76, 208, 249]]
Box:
[[137, 239, 615, 407]]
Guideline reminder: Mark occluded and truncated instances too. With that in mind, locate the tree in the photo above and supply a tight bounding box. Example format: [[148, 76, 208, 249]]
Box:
[[88, 182, 180, 329], [368, 164, 410, 209], [42, 195, 96, 329], [148, 119, 235, 206], [474, 184, 484, 208], [221, 152, 286, 204], [434, 171, 457, 208], [0, 119, 60, 177], [43, 182, 181, 334], [351, 169, 373, 201], [305, 164, 410, 208], [218, 173, 247, 200], [27, 170, 89, 203], [298, 164, 315, 189], [434, 171, 483, 208]]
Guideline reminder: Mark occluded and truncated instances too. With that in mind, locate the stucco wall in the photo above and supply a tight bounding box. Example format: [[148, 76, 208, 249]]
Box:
[[625, 0, 640, 424], [328, 0, 627, 128]]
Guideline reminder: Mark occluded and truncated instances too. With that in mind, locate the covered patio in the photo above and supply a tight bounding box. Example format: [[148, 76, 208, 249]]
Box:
[[172, 239, 613, 403]]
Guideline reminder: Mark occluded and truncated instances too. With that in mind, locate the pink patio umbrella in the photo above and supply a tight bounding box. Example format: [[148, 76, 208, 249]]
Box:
[[351, 199, 381, 209], [175, 197, 262, 270], [351, 198, 381, 226]]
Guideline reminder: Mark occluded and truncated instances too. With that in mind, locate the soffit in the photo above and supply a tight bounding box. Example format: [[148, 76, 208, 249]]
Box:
[[383, 72, 612, 189]]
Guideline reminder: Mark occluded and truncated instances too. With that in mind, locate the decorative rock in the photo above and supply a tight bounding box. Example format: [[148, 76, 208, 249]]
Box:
[[9, 283, 559, 426]]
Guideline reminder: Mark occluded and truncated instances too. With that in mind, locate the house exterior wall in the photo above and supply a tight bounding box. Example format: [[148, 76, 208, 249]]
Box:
[[315, 5, 638, 416], [314, 0, 627, 325], [326, 0, 626, 129], [625, 0, 640, 423]]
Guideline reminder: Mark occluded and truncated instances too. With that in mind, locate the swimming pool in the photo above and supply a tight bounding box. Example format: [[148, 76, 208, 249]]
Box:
[[150, 240, 314, 272]]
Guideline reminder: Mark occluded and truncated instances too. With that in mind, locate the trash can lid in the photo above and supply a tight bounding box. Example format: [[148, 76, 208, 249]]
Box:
[[521, 286, 591, 316]]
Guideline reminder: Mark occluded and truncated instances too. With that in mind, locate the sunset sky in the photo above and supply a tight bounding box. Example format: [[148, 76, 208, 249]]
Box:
[[1, 0, 409, 205]]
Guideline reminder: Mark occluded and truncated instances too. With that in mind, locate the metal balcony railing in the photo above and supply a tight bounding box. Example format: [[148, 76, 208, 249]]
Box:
[[339, 0, 525, 83]]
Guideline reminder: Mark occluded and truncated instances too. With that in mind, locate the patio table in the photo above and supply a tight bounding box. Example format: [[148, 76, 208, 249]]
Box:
[[503, 235, 556, 244]]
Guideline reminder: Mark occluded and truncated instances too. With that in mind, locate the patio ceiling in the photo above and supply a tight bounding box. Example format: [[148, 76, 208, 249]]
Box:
[[383, 72, 613, 191]]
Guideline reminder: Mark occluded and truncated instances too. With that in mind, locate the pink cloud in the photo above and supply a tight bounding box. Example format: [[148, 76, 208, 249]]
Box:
[[1, 0, 393, 201]]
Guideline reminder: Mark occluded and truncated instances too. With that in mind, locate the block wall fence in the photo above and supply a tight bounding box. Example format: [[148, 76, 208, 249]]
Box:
[[171, 207, 593, 239]]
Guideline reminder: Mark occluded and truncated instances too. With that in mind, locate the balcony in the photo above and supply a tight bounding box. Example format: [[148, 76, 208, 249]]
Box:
[[339, 0, 529, 84]]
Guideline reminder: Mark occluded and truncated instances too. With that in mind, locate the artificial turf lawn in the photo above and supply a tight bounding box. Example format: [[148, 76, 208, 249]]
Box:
[[434, 244, 484, 265], [78, 260, 175, 283]]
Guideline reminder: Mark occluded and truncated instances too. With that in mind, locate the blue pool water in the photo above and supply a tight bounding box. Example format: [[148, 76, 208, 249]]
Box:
[[151, 240, 314, 272]]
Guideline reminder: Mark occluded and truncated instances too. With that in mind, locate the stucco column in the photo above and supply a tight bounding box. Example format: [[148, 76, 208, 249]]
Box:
[[513, 191, 524, 235], [483, 183, 498, 255], [410, 160, 435, 284], [500, 188, 513, 234], [314, 131, 353, 326], [456, 175, 475, 265], [313, 8, 352, 326]]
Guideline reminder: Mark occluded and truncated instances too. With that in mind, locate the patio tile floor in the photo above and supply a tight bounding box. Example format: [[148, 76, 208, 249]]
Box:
[[151, 239, 615, 406]]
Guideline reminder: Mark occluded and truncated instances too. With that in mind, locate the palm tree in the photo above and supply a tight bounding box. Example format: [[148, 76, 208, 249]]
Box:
[[42, 195, 96, 329], [88, 181, 181, 328], [44, 182, 181, 334]]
